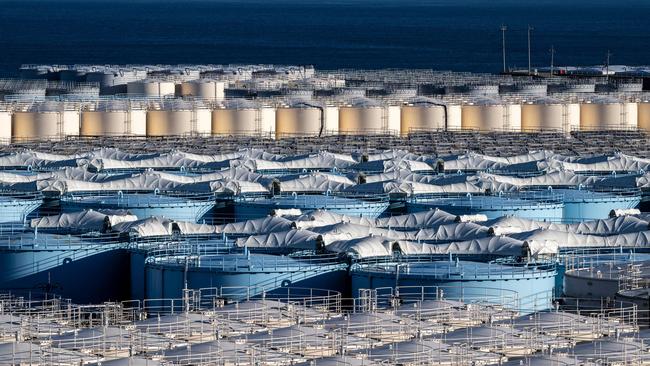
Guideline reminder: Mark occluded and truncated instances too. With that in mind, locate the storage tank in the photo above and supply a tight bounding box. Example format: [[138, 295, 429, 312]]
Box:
[[400, 97, 447, 135], [127, 80, 176, 98], [58, 68, 86, 82], [500, 83, 547, 96], [338, 97, 386, 134], [0, 108, 11, 145], [19, 66, 51, 79], [281, 88, 314, 99], [146, 100, 211, 137], [62, 84, 100, 98], [12, 101, 80, 141], [276, 99, 324, 138], [408, 191, 564, 221], [178, 79, 225, 100], [446, 84, 499, 96], [461, 98, 506, 131], [81, 100, 147, 136], [580, 96, 636, 130], [388, 87, 418, 100], [521, 97, 566, 132], [334, 88, 366, 98], [638, 100, 650, 131], [549, 83, 596, 94], [212, 99, 260, 136], [351, 260, 556, 312], [86, 68, 147, 95]]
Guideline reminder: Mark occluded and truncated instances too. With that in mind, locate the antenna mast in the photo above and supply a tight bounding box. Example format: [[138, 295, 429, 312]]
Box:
[[500, 25, 507, 73]]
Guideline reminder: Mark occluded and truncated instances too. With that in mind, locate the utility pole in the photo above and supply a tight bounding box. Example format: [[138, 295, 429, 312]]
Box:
[[549, 45, 555, 75], [527, 25, 534, 75], [500, 25, 507, 73], [605, 50, 612, 82]]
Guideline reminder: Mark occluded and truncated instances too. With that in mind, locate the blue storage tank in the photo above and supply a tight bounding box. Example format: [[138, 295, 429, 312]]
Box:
[[60, 192, 214, 223], [144, 252, 348, 300], [553, 188, 640, 222], [407, 192, 563, 221], [233, 193, 390, 221], [0, 229, 130, 303], [350, 259, 556, 312]]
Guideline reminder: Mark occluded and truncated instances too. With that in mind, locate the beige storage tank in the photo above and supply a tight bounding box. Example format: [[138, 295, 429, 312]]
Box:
[[276, 100, 323, 138], [400, 97, 446, 135], [178, 80, 225, 100], [12, 101, 80, 141], [638, 100, 650, 131], [338, 97, 386, 134], [461, 98, 506, 131], [521, 97, 565, 132], [147, 100, 211, 137], [580, 96, 632, 130], [212, 99, 260, 136], [80, 100, 147, 136], [127, 80, 176, 97]]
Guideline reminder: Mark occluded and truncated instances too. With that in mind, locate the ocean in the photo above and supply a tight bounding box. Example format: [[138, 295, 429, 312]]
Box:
[[0, 0, 648, 75]]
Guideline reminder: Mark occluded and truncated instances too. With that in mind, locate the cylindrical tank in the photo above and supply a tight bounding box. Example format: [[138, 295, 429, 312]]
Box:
[[281, 88, 314, 99], [63, 85, 101, 98], [468, 85, 500, 96], [212, 99, 260, 136], [500, 83, 547, 96], [19, 66, 50, 80], [521, 97, 566, 132], [388, 88, 418, 100], [400, 97, 446, 135], [638, 101, 650, 131], [461, 98, 506, 131], [58, 69, 85, 82], [549, 83, 596, 94], [128, 80, 176, 98], [12, 101, 80, 141], [147, 100, 211, 137], [0, 109, 11, 145], [81, 100, 147, 136], [86, 68, 147, 95], [334, 88, 366, 98], [580, 96, 635, 130], [338, 97, 385, 134], [178, 80, 225, 100], [351, 260, 556, 312], [275, 100, 323, 138]]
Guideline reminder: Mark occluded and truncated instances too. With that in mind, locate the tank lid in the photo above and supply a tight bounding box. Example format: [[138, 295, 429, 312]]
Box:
[[525, 96, 562, 105], [585, 95, 621, 104], [153, 99, 206, 110], [467, 97, 500, 106], [26, 101, 63, 112], [283, 98, 322, 108], [344, 97, 382, 108], [94, 100, 130, 111], [406, 96, 446, 106], [220, 99, 258, 109]]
